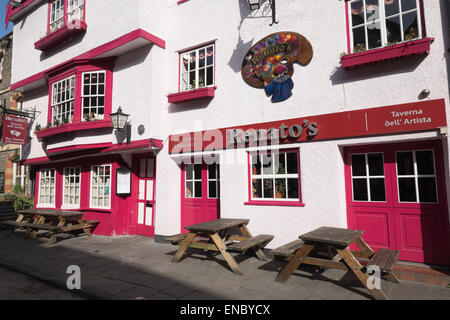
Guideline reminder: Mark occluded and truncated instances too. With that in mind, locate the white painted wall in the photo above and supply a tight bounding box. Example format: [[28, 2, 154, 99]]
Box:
[[10, 1, 450, 242]]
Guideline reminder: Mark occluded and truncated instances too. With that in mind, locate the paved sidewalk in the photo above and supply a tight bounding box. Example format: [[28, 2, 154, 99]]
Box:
[[0, 230, 449, 300]]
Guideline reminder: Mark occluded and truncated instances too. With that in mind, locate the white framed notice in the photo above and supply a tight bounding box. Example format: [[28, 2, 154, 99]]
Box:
[[116, 167, 131, 197]]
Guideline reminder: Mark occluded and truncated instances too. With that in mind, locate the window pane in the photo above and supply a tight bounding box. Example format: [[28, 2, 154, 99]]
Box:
[[370, 178, 386, 201], [416, 151, 435, 175], [208, 164, 216, 180], [182, 54, 189, 72], [194, 181, 202, 198], [397, 152, 414, 175], [403, 11, 419, 41], [418, 178, 437, 203], [274, 153, 286, 175], [365, 1, 380, 21], [185, 165, 193, 180], [275, 179, 286, 198], [199, 48, 205, 68], [401, 0, 417, 11], [207, 67, 214, 86], [182, 73, 189, 91], [368, 153, 384, 176], [189, 71, 196, 90], [352, 26, 366, 52], [185, 181, 193, 198], [385, 0, 400, 16], [287, 178, 299, 199], [386, 16, 402, 43], [351, 1, 365, 26], [398, 178, 417, 202], [194, 164, 202, 179], [353, 178, 368, 201], [263, 179, 274, 198], [209, 181, 217, 198], [199, 68, 205, 88], [286, 152, 298, 174], [251, 155, 262, 175], [367, 23, 382, 49], [252, 179, 262, 198], [189, 52, 196, 70], [207, 46, 214, 65], [262, 155, 273, 175], [351, 154, 366, 176]]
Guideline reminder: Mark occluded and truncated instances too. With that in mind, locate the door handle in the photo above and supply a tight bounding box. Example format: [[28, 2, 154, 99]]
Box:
[[146, 201, 153, 208]]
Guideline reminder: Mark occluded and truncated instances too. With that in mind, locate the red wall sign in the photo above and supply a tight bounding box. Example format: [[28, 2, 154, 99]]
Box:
[[1, 115, 29, 145], [169, 99, 447, 154]]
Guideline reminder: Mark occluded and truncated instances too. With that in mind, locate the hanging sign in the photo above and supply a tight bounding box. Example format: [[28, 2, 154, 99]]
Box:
[[1, 115, 28, 145], [241, 31, 313, 103]]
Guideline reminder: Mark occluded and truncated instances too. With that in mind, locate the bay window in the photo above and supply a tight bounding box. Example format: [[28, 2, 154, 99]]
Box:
[[46, 59, 114, 128], [38, 169, 56, 207], [348, 0, 423, 53], [247, 150, 303, 206]]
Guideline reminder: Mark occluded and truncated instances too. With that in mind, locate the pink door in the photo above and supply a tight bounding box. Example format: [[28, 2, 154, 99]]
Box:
[[133, 156, 156, 237], [345, 140, 450, 265], [181, 162, 220, 233]]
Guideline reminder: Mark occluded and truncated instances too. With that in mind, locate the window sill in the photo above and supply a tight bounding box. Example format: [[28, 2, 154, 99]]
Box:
[[167, 86, 216, 104], [341, 37, 434, 70], [34, 20, 87, 51], [81, 208, 112, 214], [244, 200, 305, 207], [35, 120, 113, 140]]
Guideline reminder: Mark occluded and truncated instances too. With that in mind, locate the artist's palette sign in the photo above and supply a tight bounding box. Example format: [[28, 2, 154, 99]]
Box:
[[241, 31, 313, 103]]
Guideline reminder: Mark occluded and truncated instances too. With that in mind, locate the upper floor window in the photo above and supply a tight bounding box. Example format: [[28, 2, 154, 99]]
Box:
[[46, 59, 114, 127], [180, 44, 214, 92], [49, 0, 85, 33], [348, 0, 423, 53]]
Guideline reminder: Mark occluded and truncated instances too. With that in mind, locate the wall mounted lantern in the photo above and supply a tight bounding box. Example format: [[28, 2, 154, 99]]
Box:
[[247, 0, 279, 26], [110, 106, 131, 145]]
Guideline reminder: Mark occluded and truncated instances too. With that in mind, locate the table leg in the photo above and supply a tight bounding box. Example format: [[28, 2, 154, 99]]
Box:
[[28, 215, 45, 239], [78, 219, 93, 237], [48, 218, 66, 245], [239, 224, 269, 261], [275, 243, 314, 283], [354, 237, 375, 259], [172, 232, 197, 263], [336, 248, 388, 300], [210, 232, 244, 275]]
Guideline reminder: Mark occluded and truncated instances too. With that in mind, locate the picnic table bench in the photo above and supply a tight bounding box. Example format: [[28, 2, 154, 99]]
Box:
[[274, 227, 401, 300], [0, 209, 99, 245], [167, 218, 274, 275]]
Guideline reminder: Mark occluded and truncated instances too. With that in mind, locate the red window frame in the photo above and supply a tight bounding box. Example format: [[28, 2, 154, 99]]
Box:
[[342, 0, 432, 69], [46, 58, 114, 128], [245, 148, 305, 207], [47, 0, 86, 35]]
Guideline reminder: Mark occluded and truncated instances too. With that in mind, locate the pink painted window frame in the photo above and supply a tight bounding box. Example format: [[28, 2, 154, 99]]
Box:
[[46, 58, 114, 128], [344, 0, 427, 54], [245, 148, 305, 207], [47, 0, 86, 35], [33, 157, 119, 213]]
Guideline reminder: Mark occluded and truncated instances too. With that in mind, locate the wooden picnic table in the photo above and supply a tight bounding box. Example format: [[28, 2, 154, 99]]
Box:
[[167, 218, 274, 275], [275, 226, 400, 300], [14, 209, 98, 245]]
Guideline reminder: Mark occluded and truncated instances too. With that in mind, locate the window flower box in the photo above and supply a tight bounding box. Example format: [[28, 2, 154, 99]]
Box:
[[167, 86, 216, 104], [35, 119, 113, 139], [34, 20, 87, 51], [341, 37, 434, 70]]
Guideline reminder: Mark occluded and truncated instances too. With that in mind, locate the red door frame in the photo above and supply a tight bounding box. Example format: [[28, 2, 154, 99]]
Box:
[[132, 153, 157, 237], [344, 139, 450, 265], [180, 161, 220, 234]]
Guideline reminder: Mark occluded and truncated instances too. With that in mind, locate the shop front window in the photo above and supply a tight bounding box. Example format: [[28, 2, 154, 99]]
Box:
[[90, 165, 111, 209], [63, 167, 81, 208], [38, 169, 56, 207], [250, 150, 301, 201]]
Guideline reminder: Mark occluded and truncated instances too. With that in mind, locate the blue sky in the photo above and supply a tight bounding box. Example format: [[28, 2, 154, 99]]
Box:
[[0, 0, 13, 38]]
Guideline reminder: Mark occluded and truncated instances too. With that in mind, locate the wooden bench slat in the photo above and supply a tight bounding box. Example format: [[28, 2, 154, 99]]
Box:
[[367, 248, 399, 272], [23, 223, 61, 231], [227, 234, 274, 252], [165, 233, 188, 244], [0, 221, 26, 227], [271, 239, 304, 258]]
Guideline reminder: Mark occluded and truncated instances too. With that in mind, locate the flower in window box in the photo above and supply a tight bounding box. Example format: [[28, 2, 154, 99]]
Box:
[[353, 44, 366, 53]]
